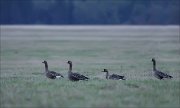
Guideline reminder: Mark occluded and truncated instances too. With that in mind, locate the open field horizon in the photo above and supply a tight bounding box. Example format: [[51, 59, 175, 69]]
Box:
[[1, 25, 180, 108]]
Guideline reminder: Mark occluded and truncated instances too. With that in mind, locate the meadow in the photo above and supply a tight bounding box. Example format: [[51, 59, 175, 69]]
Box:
[[0, 25, 180, 108]]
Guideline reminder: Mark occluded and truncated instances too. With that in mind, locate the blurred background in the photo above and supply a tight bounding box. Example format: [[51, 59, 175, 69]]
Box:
[[0, 0, 179, 25]]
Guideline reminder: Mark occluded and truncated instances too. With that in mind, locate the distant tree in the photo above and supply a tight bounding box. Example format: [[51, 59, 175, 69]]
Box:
[[131, 4, 148, 24], [165, 1, 180, 24], [0, 0, 179, 24], [117, 0, 134, 24], [0, 0, 22, 24], [18, 0, 33, 24], [67, 0, 74, 24], [0, 0, 33, 24]]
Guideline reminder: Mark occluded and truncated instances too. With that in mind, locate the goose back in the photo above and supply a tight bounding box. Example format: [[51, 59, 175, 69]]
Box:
[[154, 70, 172, 80], [109, 74, 126, 80], [69, 72, 89, 81]]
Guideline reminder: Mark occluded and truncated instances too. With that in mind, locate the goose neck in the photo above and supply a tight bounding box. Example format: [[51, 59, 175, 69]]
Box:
[[106, 71, 109, 79], [153, 60, 156, 71], [44, 62, 48, 72], [68, 63, 72, 73]]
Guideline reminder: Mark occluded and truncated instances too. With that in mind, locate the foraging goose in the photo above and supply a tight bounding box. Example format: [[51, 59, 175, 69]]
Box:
[[102, 69, 126, 80], [151, 58, 173, 80], [42, 60, 64, 79], [67, 61, 89, 81]]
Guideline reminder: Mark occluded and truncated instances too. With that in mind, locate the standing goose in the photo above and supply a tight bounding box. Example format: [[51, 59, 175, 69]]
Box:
[[102, 69, 126, 80], [42, 60, 64, 79], [151, 58, 173, 80], [67, 61, 89, 81]]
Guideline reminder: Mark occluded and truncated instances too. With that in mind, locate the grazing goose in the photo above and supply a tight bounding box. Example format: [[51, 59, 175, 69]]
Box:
[[102, 69, 126, 80], [67, 61, 89, 81], [42, 60, 64, 79], [151, 58, 173, 80]]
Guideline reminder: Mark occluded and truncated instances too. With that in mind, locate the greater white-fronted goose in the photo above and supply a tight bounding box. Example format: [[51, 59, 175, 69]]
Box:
[[67, 61, 89, 81], [102, 69, 126, 80], [151, 58, 173, 80], [42, 60, 64, 79]]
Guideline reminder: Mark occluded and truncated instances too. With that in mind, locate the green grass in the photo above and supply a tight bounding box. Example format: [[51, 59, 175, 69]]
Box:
[[1, 26, 180, 108]]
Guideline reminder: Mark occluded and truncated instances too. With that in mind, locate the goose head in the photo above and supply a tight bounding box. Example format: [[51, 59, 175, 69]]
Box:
[[102, 69, 108, 72], [152, 58, 156, 62], [67, 61, 72, 64], [42, 60, 47, 64]]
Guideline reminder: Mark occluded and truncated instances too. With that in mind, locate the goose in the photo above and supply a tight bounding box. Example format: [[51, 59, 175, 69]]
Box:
[[67, 61, 89, 81], [42, 60, 64, 79], [151, 58, 173, 80], [102, 69, 126, 80]]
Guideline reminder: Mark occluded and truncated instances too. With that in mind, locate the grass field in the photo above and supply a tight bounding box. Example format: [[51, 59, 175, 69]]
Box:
[[0, 25, 180, 108]]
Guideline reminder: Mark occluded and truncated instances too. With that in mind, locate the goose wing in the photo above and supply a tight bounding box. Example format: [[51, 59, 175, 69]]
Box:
[[46, 71, 56, 79], [154, 71, 163, 80], [113, 74, 125, 79], [71, 72, 89, 80], [110, 74, 125, 80], [156, 70, 172, 79], [49, 71, 64, 78]]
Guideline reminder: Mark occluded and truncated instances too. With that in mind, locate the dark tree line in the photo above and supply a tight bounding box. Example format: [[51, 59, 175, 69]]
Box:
[[0, 0, 179, 24]]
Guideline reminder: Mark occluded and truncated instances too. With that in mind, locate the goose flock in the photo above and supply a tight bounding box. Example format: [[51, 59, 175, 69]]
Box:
[[42, 58, 173, 81]]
